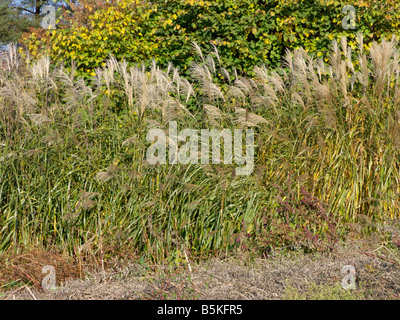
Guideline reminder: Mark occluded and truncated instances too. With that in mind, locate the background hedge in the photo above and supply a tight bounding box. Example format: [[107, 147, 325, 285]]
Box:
[[23, 0, 400, 77]]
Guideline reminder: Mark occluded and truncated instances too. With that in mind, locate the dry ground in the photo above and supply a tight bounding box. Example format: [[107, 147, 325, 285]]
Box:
[[1, 238, 399, 300]]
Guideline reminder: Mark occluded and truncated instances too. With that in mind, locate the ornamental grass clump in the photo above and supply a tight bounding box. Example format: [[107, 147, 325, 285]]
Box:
[[0, 34, 400, 263]]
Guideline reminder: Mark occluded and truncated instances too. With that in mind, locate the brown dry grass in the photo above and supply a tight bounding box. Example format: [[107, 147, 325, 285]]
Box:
[[0, 246, 81, 291], [1, 237, 399, 300]]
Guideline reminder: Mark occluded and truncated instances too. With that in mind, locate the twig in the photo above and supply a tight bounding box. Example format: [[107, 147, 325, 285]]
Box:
[[24, 285, 37, 300], [184, 249, 192, 272]]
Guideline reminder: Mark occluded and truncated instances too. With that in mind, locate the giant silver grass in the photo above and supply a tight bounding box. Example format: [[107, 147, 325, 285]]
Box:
[[1, 37, 400, 260]]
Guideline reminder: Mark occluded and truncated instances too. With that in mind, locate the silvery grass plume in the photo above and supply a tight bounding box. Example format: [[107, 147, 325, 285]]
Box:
[[190, 42, 225, 103], [30, 56, 53, 84], [29, 56, 58, 111], [63, 192, 101, 221], [2, 44, 23, 73], [0, 46, 34, 124], [0, 73, 36, 122], [169, 62, 194, 105], [27, 113, 52, 126], [40, 129, 62, 146], [96, 164, 120, 183], [251, 66, 281, 109], [235, 107, 268, 128], [324, 37, 355, 107], [280, 39, 355, 110], [149, 59, 175, 121], [93, 55, 119, 96], [369, 36, 399, 97], [356, 33, 370, 93], [150, 60, 193, 122], [203, 104, 224, 126], [118, 60, 160, 120], [58, 64, 97, 113]]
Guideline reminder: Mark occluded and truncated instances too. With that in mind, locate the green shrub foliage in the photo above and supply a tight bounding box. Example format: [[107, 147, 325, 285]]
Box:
[[23, 0, 400, 78]]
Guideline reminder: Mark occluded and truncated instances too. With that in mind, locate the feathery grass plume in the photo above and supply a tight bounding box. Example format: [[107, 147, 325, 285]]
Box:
[[40, 130, 62, 146], [356, 51, 369, 93], [96, 171, 113, 182], [0, 72, 36, 130], [122, 136, 138, 147], [283, 48, 294, 86], [370, 37, 398, 96], [3, 44, 22, 73], [183, 183, 200, 192], [105, 55, 118, 83], [204, 104, 224, 126], [190, 62, 212, 82], [23, 149, 42, 157], [259, 58, 288, 90], [205, 54, 216, 74], [150, 60, 194, 122], [234, 76, 263, 113], [268, 70, 285, 94], [356, 32, 364, 55], [0, 151, 18, 162], [95, 56, 118, 96], [211, 43, 221, 65], [191, 41, 205, 61], [168, 63, 194, 103], [135, 69, 152, 118], [342, 39, 355, 76], [1, 34, 400, 263], [235, 107, 268, 128], [93, 67, 103, 91], [291, 92, 305, 109], [234, 76, 257, 96], [292, 48, 312, 101], [204, 104, 223, 119], [354, 32, 369, 94], [57, 65, 74, 88], [253, 65, 280, 105], [337, 38, 353, 104], [145, 118, 162, 130], [330, 39, 341, 81], [199, 76, 225, 102], [339, 60, 350, 107], [394, 87, 400, 106], [27, 113, 52, 126], [73, 192, 101, 217], [313, 82, 335, 106], [178, 76, 194, 104], [190, 52, 225, 103], [174, 100, 194, 119], [226, 84, 245, 103], [119, 59, 135, 110], [30, 56, 53, 83], [390, 50, 400, 93], [57, 66, 96, 114], [315, 59, 327, 83], [219, 67, 231, 84]]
